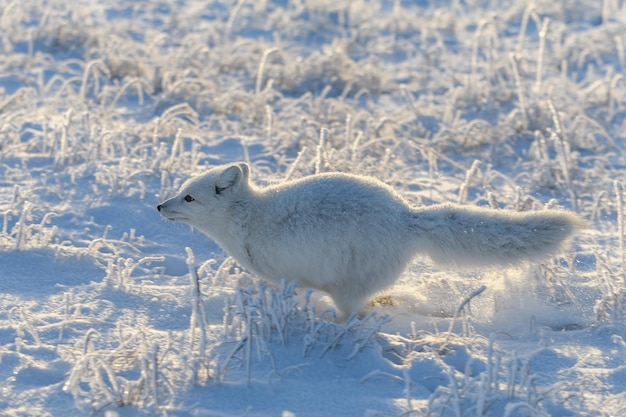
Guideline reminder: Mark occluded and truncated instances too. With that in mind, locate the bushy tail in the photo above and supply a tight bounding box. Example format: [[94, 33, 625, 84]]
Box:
[[410, 204, 585, 267]]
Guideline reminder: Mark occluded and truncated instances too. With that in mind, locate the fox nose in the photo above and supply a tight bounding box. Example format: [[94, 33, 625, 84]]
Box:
[[157, 204, 162, 212]]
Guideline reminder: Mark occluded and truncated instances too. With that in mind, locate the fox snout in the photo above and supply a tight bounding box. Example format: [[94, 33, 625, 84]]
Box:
[[156, 201, 179, 222]]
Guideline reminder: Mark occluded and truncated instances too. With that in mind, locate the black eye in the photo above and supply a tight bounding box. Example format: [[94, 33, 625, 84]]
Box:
[[184, 195, 195, 202]]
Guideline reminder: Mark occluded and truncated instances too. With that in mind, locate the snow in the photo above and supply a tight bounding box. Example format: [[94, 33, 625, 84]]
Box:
[[0, 0, 625, 415]]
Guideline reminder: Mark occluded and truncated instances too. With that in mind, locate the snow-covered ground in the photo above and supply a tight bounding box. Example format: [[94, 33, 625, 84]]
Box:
[[1, 0, 625, 415]]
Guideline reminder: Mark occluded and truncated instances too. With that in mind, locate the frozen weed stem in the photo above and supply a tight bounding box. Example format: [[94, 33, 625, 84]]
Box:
[[186, 247, 212, 385], [217, 281, 390, 383], [63, 328, 176, 414]]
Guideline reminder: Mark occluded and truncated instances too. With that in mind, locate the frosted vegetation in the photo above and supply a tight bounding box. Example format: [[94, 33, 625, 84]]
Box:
[[0, 0, 625, 416]]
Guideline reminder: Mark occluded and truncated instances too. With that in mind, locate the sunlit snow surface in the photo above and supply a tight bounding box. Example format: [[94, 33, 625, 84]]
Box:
[[1, 0, 625, 415]]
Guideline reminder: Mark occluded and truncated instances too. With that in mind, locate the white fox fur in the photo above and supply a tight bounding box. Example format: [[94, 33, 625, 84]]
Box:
[[157, 162, 584, 317]]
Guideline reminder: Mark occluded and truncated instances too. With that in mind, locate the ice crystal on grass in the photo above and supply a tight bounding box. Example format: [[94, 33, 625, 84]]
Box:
[[372, 330, 577, 417], [216, 279, 390, 384], [63, 328, 178, 415], [0, 202, 57, 251]]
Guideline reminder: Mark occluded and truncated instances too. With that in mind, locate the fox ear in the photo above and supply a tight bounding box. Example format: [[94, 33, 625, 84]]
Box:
[[215, 163, 250, 194]]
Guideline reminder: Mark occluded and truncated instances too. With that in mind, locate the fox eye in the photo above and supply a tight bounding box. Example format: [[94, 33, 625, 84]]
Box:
[[184, 195, 195, 202]]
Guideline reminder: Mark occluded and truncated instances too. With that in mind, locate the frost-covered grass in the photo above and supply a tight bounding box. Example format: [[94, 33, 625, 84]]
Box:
[[1, 0, 625, 416]]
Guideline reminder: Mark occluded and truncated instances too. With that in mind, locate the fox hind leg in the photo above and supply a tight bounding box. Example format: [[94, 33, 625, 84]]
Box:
[[329, 288, 371, 320]]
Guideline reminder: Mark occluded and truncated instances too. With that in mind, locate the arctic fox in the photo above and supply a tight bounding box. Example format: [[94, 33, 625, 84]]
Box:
[[157, 162, 584, 317]]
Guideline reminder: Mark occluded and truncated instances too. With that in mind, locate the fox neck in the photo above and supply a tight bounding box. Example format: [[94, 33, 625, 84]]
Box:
[[202, 189, 258, 270]]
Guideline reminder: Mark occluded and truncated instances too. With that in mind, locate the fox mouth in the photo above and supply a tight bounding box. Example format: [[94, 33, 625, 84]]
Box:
[[162, 215, 188, 222], [158, 211, 188, 222]]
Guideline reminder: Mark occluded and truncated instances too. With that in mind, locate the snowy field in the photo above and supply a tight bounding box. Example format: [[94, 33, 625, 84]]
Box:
[[1, 0, 625, 415]]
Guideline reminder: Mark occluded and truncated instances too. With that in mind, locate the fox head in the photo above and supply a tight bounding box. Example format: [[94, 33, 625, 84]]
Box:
[[157, 162, 250, 235]]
